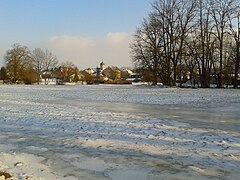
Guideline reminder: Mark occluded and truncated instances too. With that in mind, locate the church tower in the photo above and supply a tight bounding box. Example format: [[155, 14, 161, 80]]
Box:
[[100, 61, 105, 71]]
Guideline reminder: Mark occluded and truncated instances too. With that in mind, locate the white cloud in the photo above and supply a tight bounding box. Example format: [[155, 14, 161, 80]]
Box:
[[49, 35, 95, 49], [40, 32, 133, 69], [106, 32, 130, 44]]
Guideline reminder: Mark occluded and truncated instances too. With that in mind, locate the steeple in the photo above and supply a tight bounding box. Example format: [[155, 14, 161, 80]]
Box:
[[100, 61, 105, 71]]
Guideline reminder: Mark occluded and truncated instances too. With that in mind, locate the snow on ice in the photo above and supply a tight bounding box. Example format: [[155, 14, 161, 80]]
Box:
[[0, 85, 239, 179]]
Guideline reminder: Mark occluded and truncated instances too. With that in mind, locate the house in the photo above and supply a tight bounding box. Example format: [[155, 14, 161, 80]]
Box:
[[102, 66, 121, 81], [126, 73, 142, 82], [80, 70, 95, 84], [80, 62, 134, 84], [121, 68, 133, 80], [40, 70, 56, 85], [85, 68, 95, 75], [40, 69, 64, 85]]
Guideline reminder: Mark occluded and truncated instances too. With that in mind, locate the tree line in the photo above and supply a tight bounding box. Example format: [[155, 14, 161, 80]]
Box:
[[130, 0, 240, 88], [0, 44, 79, 84]]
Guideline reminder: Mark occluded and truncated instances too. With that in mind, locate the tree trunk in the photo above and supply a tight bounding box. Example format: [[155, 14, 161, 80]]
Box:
[[234, 42, 240, 88]]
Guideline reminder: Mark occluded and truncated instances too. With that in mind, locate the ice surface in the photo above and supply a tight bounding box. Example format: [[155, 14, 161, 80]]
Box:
[[0, 85, 239, 179]]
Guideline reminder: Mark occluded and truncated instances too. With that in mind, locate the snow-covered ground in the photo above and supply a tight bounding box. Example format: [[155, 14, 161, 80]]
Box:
[[0, 85, 239, 180]]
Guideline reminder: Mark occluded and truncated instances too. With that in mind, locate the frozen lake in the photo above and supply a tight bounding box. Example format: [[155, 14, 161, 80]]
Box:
[[0, 85, 239, 179]]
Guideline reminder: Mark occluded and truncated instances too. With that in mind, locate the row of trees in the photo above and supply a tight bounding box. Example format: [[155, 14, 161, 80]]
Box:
[[130, 0, 240, 88], [0, 44, 78, 84]]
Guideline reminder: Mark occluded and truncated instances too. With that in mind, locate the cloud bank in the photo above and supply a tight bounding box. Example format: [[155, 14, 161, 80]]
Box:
[[43, 32, 133, 69]]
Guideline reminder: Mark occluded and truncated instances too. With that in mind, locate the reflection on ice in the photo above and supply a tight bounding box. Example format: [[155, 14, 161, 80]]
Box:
[[0, 85, 239, 179]]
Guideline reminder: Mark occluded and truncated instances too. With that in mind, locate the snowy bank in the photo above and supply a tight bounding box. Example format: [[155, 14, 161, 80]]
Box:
[[0, 85, 239, 179]]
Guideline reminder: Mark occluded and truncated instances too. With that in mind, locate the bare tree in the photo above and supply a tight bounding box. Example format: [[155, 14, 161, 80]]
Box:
[[193, 0, 216, 88], [184, 35, 200, 87], [229, 11, 240, 88], [32, 48, 58, 84], [32, 48, 45, 84], [152, 0, 197, 85], [130, 14, 163, 85], [131, 0, 240, 88], [5, 44, 34, 83], [209, 0, 236, 87], [130, 0, 197, 86], [44, 49, 58, 71]]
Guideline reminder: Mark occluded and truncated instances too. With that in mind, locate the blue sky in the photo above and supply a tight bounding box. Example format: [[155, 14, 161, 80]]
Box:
[[0, 0, 151, 68]]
